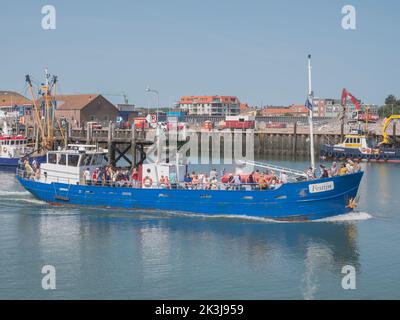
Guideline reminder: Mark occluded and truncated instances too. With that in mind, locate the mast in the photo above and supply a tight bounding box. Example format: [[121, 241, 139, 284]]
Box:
[[308, 54, 316, 170]]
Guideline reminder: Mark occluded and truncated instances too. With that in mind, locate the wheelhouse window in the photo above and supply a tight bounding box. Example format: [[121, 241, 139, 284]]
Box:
[[81, 154, 93, 167], [58, 154, 67, 165], [48, 153, 57, 164], [68, 154, 80, 167]]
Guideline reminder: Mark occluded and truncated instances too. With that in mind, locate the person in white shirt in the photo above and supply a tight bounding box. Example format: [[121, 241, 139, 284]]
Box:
[[83, 168, 91, 185]]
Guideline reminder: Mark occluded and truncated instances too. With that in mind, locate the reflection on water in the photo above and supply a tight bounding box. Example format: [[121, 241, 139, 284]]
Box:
[[0, 161, 400, 299]]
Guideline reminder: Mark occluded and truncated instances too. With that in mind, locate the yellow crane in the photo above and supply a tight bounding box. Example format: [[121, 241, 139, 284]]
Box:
[[382, 114, 400, 145]]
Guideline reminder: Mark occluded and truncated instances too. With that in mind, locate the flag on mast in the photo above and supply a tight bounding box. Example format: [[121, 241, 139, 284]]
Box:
[[305, 95, 314, 111]]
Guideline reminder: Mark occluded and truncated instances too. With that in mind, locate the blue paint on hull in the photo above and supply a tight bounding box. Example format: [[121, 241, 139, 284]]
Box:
[[16, 172, 364, 221], [0, 155, 46, 167]]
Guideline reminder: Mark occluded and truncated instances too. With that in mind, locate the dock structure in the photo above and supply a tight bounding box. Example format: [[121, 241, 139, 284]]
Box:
[[25, 121, 399, 166], [49, 123, 155, 167]]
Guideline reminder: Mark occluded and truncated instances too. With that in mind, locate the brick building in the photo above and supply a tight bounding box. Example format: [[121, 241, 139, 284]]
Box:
[[37, 94, 119, 128]]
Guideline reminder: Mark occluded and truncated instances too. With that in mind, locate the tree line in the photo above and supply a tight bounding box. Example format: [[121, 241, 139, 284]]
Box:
[[379, 95, 400, 118]]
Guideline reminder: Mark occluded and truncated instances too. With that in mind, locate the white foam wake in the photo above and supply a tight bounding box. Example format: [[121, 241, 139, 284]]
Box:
[[0, 191, 31, 196], [314, 211, 373, 222]]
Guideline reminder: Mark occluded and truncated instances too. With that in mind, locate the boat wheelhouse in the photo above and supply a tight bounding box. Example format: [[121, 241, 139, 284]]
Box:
[[39, 145, 108, 184]]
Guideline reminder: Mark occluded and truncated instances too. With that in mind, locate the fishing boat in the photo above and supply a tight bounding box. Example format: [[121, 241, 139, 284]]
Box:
[[16, 144, 363, 221], [0, 119, 45, 166], [15, 56, 364, 221], [320, 115, 400, 163]]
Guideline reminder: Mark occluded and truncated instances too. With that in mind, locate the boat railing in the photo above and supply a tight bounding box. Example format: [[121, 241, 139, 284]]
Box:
[[16, 168, 285, 191]]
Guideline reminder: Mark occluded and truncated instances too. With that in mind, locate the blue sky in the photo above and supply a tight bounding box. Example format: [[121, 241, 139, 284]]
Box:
[[0, 0, 399, 107]]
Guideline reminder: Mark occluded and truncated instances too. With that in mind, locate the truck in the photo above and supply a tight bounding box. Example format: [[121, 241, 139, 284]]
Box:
[[222, 116, 255, 130]]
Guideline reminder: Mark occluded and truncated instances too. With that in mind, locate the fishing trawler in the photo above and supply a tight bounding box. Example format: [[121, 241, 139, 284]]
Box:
[[320, 115, 400, 163], [16, 56, 364, 221], [16, 144, 363, 221], [0, 115, 45, 166]]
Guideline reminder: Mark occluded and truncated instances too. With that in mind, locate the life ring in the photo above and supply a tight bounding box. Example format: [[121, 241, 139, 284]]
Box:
[[364, 153, 371, 160], [143, 176, 153, 188], [374, 153, 381, 160], [382, 154, 389, 161], [327, 151, 333, 158]]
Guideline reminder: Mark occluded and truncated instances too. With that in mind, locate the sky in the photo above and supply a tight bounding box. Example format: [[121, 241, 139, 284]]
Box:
[[0, 0, 399, 108]]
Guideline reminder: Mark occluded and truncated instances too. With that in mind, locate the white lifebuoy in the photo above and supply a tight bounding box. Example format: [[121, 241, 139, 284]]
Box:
[[143, 176, 153, 188]]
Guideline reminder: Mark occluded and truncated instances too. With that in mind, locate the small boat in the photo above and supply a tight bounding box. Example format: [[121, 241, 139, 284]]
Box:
[[320, 115, 400, 163]]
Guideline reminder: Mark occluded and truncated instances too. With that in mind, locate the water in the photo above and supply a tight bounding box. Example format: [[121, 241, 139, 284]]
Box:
[[0, 160, 399, 300]]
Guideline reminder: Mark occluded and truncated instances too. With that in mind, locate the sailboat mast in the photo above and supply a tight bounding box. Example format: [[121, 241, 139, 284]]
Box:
[[308, 54, 316, 170]]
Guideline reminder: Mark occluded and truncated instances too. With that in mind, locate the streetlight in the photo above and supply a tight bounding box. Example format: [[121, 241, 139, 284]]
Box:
[[145, 86, 160, 124]]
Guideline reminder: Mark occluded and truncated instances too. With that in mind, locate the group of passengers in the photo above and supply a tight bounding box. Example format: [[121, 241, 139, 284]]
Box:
[[18, 157, 41, 180], [180, 169, 287, 191], [305, 159, 362, 180], [83, 166, 136, 187]]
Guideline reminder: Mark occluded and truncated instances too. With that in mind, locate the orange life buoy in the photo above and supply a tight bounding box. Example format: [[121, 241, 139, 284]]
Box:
[[143, 176, 153, 188]]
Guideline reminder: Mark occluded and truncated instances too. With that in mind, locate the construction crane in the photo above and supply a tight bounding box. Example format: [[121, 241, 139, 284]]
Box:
[[381, 115, 400, 145], [102, 92, 129, 104], [341, 88, 378, 124]]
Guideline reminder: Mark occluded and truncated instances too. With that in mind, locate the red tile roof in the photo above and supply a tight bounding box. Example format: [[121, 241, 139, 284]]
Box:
[[0, 91, 32, 107]]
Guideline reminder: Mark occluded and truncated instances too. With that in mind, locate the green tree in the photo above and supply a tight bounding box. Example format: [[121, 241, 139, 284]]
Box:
[[379, 95, 400, 118]]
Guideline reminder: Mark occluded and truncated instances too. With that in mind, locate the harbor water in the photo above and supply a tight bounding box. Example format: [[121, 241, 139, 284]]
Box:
[[0, 159, 399, 300]]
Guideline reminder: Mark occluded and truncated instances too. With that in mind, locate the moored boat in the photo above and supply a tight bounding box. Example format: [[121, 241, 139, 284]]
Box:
[[320, 115, 400, 163]]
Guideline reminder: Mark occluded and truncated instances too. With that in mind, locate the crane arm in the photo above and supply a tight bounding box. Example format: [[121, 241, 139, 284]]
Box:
[[382, 115, 400, 145], [341, 88, 361, 111]]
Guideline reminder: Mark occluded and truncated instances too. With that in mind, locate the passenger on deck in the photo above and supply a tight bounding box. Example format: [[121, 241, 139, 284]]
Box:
[[132, 168, 139, 187], [210, 168, 217, 180], [353, 160, 361, 173], [247, 172, 255, 184], [346, 160, 354, 174], [24, 159, 34, 179], [319, 164, 329, 179], [306, 167, 315, 180], [83, 168, 91, 185], [339, 163, 348, 176], [169, 171, 177, 189], [191, 175, 200, 189], [330, 162, 338, 177], [184, 174, 192, 188]]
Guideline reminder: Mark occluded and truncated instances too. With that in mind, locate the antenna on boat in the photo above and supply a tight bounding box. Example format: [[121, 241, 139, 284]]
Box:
[[308, 54, 316, 171]]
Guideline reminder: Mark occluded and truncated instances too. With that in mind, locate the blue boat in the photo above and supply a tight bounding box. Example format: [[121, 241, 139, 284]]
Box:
[[16, 145, 363, 222]]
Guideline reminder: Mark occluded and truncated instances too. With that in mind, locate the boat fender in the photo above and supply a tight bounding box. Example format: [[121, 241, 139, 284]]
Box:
[[374, 153, 381, 160], [327, 151, 333, 158], [2, 147, 6, 153], [382, 154, 389, 161], [342, 153, 347, 159], [143, 177, 153, 188]]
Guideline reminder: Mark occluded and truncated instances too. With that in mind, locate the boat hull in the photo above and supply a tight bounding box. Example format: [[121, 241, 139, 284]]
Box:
[[320, 144, 400, 163], [16, 172, 363, 221]]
